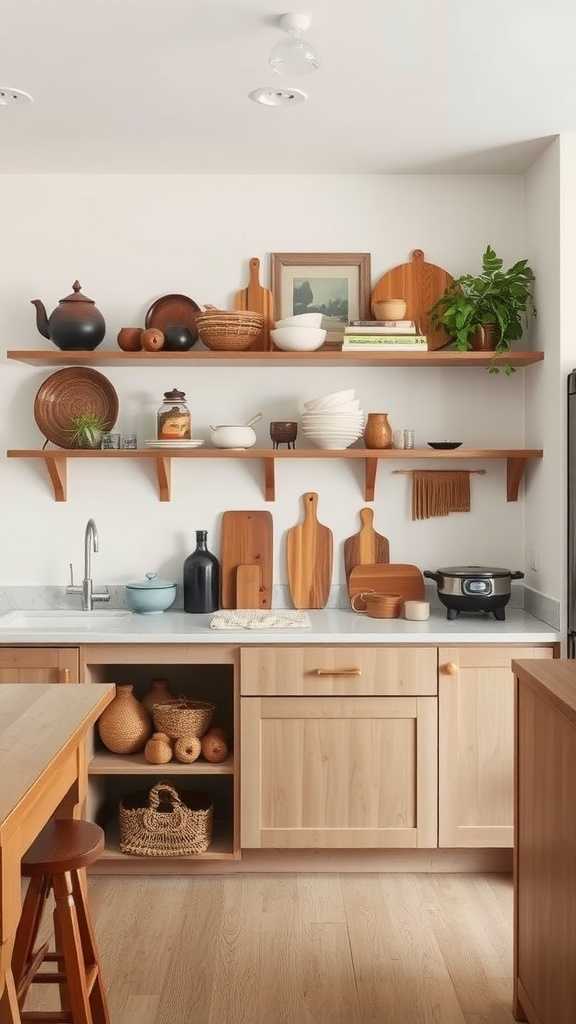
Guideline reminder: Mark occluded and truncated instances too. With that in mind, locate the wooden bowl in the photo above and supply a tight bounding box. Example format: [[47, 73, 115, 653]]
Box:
[[372, 299, 407, 321], [34, 368, 119, 449], [196, 311, 265, 352]]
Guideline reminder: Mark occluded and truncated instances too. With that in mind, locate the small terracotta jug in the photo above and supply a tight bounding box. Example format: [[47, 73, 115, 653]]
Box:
[[142, 679, 177, 714], [145, 732, 173, 765], [98, 684, 152, 754], [364, 413, 393, 449]]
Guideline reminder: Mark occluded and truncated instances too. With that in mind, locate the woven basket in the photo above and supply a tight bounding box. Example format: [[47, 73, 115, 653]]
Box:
[[119, 783, 214, 856], [152, 699, 215, 739], [196, 310, 264, 351]]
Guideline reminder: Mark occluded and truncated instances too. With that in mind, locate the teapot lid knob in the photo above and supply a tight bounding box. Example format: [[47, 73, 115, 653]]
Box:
[[72, 280, 81, 292], [61, 280, 95, 304]]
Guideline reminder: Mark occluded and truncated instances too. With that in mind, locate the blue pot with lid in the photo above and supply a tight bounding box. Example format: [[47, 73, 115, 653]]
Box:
[[126, 572, 177, 614]]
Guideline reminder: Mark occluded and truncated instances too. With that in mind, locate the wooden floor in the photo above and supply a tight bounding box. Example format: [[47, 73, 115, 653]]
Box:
[[27, 872, 515, 1023]]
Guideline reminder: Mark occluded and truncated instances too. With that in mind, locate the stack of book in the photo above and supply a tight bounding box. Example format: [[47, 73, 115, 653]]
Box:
[[342, 320, 428, 352]]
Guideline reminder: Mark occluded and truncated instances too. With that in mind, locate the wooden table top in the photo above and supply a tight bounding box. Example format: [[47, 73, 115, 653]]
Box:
[[0, 684, 113, 825], [513, 658, 576, 723]]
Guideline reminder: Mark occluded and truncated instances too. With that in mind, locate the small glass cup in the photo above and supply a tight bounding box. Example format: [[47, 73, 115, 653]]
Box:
[[393, 430, 405, 450], [121, 433, 137, 450], [102, 432, 121, 450], [403, 429, 415, 450]]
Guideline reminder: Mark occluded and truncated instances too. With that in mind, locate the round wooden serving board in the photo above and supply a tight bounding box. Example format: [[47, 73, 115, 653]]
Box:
[[370, 249, 453, 351]]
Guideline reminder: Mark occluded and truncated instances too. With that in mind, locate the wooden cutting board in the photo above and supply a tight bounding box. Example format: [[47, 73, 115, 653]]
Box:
[[234, 257, 273, 351], [348, 563, 425, 604], [286, 492, 333, 609], [370, 249, 453, 351], [220, 511, 273, 609], [344, 508, 390, 583], [236, 564, 262, 608]]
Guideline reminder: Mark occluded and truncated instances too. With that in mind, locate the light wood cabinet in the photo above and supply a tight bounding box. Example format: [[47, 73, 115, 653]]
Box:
[[0, 647, 79, 683], [241, 646, 437, 696], [241, 695, 437, 849], [439, 645, 554, 848]]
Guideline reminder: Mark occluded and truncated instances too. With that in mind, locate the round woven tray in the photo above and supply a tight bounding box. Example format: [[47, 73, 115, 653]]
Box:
[[196, 310, 264, 351], [34, 367, 119, 448], [152, 700, 215, 739]]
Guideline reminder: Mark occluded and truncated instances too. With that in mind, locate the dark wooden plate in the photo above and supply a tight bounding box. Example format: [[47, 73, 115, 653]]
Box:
[[145, 294, 201, 341], [34, 367, 119, 448]]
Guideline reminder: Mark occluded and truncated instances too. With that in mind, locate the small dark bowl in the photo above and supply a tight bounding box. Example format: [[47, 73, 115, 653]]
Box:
[[163, 323, 197, 351], [427, 441, 463, 450], [270, 421, 298, 443]]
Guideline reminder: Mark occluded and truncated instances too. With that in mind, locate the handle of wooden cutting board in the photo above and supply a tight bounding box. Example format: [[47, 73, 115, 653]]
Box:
[[360, 508, 374, 530], [303, 492, 318, 519], [249, 257, 261, 287]]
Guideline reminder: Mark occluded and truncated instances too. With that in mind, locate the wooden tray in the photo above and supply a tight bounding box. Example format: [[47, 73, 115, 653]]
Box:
[[370, 249, 453, 351], [348, 563, 425, 604], [34, 367, 119, 449], [145, 294, 201, 343]]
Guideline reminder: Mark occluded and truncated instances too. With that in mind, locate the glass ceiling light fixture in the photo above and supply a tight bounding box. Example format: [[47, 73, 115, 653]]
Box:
[[269, 12, 319, 77], [0, 87, 34, 108]]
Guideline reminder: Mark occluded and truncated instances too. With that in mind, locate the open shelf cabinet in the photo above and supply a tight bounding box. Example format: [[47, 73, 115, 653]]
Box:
[[8, 446, 543, 503], [82, 644, 240, 870]]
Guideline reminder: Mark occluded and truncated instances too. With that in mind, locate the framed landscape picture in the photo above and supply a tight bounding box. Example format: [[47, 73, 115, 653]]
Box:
[[271, 252, 371, 346]]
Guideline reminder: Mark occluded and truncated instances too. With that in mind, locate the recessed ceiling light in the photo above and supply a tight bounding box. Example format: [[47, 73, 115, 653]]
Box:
[[269, 12, 319, 77], [0, 87, 34, 107], [249, 86, 307, 107]]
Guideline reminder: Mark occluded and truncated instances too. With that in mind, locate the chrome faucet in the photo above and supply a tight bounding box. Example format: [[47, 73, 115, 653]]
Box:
[[67, 518, 110, 611]]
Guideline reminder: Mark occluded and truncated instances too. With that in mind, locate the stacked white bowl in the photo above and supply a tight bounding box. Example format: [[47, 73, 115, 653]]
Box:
[[271, 313, 327, 352], [301, 388, 365, 449]]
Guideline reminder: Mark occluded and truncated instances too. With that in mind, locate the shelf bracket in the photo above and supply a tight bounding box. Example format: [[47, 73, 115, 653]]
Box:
[[364, 458, 378, 502], [506, 458, 526, 502], [45, 454, 67, 502], [263, 458, 276, 502], [155, 456, 172, 502]]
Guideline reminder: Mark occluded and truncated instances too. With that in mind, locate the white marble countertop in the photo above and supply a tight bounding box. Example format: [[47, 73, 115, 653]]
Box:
[[0, 608, 560, 645]]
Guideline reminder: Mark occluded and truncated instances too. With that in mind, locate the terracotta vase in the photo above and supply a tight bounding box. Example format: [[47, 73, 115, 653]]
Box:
[[364, 413, 393, 449], [98, 684, 152, 754], [144, 732, 173, 765], [142, 679, 177, 714], [471, 323, 500, 351]]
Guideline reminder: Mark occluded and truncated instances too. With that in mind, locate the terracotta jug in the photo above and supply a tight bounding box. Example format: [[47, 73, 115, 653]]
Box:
[[142, 679, 177, 715], [98, 684, 151, 754], [364, 413, 393, 449], [144, 732, 173, 765]]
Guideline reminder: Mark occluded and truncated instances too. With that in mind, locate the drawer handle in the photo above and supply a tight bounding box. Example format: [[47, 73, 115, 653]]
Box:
[[59, 667, 71, 683], [441, 662, 459, 676], [313, 668, 362, 677]]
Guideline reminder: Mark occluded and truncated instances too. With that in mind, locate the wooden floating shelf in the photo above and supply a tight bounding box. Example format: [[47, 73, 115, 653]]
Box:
[[89, 751, 234, 775], [7, 447, 543, 503], [6, 349, 545, 368]]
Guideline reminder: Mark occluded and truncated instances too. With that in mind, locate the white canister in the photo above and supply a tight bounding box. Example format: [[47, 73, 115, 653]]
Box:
[[404, 600, 430, 621]]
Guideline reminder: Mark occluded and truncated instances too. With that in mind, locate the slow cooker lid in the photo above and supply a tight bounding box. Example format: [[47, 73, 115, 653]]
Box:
[[436, 565, 513, 578]]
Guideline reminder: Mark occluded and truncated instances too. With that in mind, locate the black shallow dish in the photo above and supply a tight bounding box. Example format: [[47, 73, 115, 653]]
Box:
[[427, 441, 462, 450]]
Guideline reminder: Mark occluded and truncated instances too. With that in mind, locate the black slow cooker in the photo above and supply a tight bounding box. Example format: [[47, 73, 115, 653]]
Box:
[[423, 565, 524, 620]]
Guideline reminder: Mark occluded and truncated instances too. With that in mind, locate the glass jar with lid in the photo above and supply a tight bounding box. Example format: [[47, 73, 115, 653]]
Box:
[[157, 388, 191, 440]]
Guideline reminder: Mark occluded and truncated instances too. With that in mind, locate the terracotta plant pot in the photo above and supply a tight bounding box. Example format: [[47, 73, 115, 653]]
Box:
[[364, 413, 393, 449], [471, 323, 501, 351], [98, 684, 152, 754]]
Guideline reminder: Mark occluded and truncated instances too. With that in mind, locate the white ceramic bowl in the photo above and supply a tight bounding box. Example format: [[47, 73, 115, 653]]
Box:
[[304, 389, 356, 410], [210, 425, 257, 449], [271, 326, 327, 352], [306, 437, 359, 450], [275, 313, 323, 328]]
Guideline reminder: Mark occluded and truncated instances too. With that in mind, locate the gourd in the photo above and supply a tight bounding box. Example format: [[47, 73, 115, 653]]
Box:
[[174, 736, 201, 764], [201, 728, 229, 763], [144, 732, 173, 764]]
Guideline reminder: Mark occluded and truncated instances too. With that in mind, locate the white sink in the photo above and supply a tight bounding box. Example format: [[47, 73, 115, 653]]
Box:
[[0, 610, 132, 630]]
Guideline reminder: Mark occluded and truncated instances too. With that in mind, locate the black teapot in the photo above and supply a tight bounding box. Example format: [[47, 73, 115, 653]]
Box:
[[31, 280, 106, 350]]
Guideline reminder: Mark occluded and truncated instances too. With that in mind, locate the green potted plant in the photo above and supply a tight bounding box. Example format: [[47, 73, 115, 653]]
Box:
[[430, 245, 535, 369], [68, 411, 107, 449]]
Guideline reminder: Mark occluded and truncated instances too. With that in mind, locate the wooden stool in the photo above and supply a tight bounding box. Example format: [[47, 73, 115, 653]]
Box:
[[11, 819, 109, 1024]]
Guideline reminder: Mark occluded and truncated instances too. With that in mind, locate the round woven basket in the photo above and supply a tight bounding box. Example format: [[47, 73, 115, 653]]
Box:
[[152, 700, 215, 739], [119, 783, 213, 857], [196, 310, 264, 351]]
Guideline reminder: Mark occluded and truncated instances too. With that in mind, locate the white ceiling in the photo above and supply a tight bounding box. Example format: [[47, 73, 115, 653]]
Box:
[[1, 0, 574, 173]]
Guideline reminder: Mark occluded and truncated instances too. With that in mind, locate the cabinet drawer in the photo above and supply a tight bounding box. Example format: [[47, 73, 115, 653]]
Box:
[[241, 646, 437, 696], [0, 647, 79, 683]]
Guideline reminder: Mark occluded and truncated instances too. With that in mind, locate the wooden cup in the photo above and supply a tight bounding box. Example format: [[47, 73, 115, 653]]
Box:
[[351, 591, 402, 618]]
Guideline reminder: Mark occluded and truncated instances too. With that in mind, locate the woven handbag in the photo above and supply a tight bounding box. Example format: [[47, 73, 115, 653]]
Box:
[[119, 782, 213, 857]]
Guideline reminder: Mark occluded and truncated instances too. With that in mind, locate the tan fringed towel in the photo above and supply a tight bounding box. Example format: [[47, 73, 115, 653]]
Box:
[[412, 470, 471, 520]]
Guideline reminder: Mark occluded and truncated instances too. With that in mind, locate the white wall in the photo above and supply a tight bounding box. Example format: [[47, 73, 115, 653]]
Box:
[[0, 174, 528, 587]]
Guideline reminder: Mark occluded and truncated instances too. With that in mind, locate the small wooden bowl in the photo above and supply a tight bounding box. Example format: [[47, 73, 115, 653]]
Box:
[[270, 421, 298, 444], [372, 299, 407, 321]]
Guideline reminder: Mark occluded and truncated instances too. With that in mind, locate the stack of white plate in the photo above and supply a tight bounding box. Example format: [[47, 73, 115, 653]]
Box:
[[145, 440, 205, 449], [301, 389, 365, 449]]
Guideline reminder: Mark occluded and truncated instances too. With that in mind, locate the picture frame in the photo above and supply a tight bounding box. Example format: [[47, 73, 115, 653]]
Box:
[[271, 252, 372, 346]]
